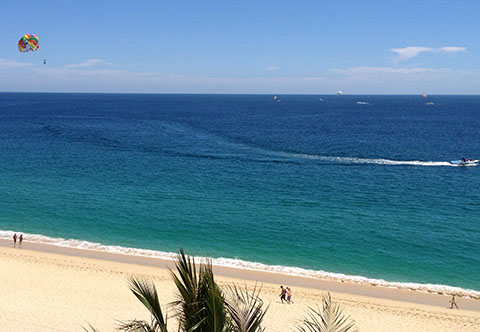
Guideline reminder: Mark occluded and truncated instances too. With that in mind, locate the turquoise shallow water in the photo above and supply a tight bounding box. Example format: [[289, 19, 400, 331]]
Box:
[[0, 93, 479, 292]]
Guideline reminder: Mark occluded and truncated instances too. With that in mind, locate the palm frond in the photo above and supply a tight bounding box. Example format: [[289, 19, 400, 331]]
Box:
[[118, 319, 155, 332], [82, 324, 102, 332], [296, 293, 357, 332], [127, 276, 168, 332], [224, 283, 268, 332], [171, 248, 229, 332], [199, 263, 228, 332], [170, 248, 205, 332]]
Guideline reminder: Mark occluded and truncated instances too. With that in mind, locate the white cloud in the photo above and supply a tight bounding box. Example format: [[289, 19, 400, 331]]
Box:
[[328, 66, 478, 94], [0, 58, 36, 68], [0, 57, 478, 94], [391, 46, 467, 62], [65, 59, 109, 69], [331, 66, 439, 76], [264, 66, 280, 72], [439, 46, 467, 53], [390, 47, 433, 61]]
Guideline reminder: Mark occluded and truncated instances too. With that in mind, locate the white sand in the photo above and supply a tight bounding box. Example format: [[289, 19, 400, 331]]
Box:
[[0, 245, 479, 332]]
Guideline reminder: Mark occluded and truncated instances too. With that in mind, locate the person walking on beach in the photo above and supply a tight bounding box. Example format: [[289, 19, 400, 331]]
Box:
[[13, 233, 17, 248], [286, 287, 294, 304], [449, 295, 458, 309], [279, 286, 287, 303], [19, 234, 23, 248]]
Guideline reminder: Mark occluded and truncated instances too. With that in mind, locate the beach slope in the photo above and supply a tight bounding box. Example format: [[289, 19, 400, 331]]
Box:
[[0, 246, 479, 332]]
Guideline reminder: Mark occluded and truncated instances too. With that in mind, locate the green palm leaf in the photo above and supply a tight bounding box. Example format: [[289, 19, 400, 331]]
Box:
[[199, 263, 228, 332], [118, 319, 157, 332], [171, 248, 205, 332], [297, 293, 357, 332], [119, 276, 168, 332], [224, 283, 268, 332], [171, 248, 229, 332]]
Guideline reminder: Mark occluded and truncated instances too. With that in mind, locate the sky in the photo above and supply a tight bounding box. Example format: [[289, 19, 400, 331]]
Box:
[[1, 0, 479, 94]]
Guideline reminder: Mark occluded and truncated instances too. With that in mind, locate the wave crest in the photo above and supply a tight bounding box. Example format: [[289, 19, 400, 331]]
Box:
[[0, 230, 478, 299]]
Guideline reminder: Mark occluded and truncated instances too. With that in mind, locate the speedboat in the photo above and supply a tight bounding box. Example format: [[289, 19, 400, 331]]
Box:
[[450, 159, 479, 166]]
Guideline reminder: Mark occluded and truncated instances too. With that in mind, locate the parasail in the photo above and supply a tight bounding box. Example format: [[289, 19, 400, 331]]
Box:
[[422, 94, 428, 98], [18, 34, 39, 52], [273, 95, 278, 100]]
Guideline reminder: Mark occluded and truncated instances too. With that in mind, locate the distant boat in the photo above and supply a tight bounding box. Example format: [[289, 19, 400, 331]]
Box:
[[356, 101, 369, 105], [319, 98, 324, 102], [426, 102, 434, 105], [450, 158, 478, 166], [337, 90, 343, 95]]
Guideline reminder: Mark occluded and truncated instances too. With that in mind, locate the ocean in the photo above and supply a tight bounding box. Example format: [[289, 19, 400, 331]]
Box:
[[0, 93, 479, 296]]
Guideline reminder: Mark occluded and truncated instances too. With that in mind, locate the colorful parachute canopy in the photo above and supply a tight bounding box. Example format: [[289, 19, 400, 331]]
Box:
[[18, 34, 39, 52]]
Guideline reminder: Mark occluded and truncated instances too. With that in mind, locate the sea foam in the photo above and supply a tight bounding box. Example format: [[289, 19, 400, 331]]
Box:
[[1, 230, 478, 299]]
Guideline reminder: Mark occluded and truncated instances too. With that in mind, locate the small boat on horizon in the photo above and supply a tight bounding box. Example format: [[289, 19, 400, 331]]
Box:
[[336, 90, 343, 95]]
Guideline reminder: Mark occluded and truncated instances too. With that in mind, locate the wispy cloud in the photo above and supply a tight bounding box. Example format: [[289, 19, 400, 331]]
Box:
[[328, 66, 478, 93], [65, 59, 111, 69], [1, 57, 478, 94], [391, 46, 467, 62], [0, 58, 36, 68], [331, 66, 440, 76], [390, 47, 433, 61], [264, 66, 280, 72], [439, 46, 467, 53]]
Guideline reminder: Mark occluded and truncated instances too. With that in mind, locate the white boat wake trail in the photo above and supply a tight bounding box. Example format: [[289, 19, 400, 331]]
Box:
[[274, 151, 456, 167]]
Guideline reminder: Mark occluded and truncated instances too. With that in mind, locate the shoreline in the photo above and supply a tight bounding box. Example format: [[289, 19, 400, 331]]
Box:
[[2, 230, 479, 301], [1, 238, 479, 311], [1, 229, 479, 301]]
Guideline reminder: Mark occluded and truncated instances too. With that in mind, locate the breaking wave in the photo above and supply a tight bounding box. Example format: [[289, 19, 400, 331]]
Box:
[[0, 230, 478, 299]]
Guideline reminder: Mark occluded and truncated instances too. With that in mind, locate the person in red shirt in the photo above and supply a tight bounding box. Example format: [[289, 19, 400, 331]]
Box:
[[13, 233, 17, 248]]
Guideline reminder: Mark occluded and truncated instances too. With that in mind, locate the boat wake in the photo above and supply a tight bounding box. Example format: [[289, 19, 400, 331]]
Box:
[[0, 230, 478, 299], [271, 151, 459, 167], [182, 128, 465, 167]]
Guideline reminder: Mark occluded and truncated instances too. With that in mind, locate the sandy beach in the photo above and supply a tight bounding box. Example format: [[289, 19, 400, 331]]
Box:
[[0, 241, 479, 332]]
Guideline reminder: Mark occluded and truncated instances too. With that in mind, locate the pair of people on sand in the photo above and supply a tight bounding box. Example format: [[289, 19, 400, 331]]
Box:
[[13, 233, 23, 248], [279, 285, 294, 304]]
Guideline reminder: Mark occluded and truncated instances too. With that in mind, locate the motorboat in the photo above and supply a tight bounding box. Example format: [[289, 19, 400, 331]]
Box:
[[450, 158, 479, 166]]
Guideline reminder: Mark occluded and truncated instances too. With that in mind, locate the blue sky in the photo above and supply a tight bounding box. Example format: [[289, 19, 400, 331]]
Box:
[[1, 1, 479, 94]]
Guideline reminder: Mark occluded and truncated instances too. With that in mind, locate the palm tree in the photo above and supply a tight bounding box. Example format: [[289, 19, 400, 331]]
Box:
[[86, 249, 355, 332], [296, 293, 357, 332], [170, 248, 228, 332], [117, 248, 266, 332]]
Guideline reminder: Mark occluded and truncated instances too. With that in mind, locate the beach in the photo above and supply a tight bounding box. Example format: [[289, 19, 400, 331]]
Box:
[[1, 241, 479, 332]]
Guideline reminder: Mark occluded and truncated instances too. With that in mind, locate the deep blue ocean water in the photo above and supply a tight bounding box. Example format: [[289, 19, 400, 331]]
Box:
[[0, 93, 479, 292]]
